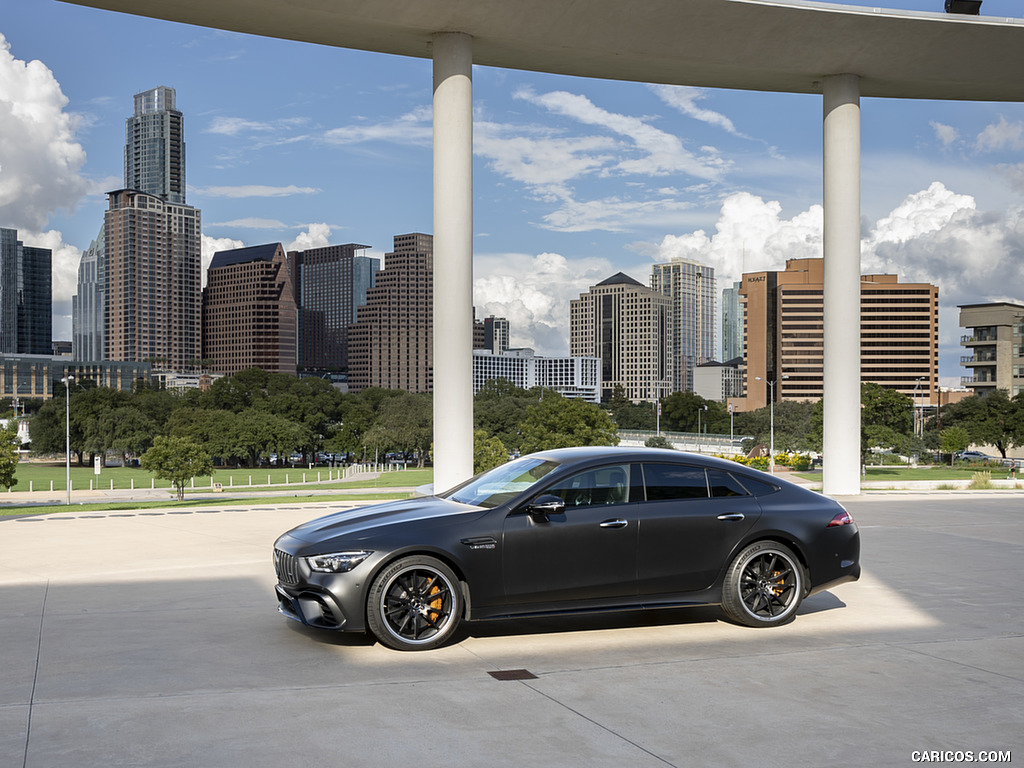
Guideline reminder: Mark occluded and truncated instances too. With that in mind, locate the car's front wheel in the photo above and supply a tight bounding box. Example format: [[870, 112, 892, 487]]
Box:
[[721, 541, 804, 627], [366, 555, 463, 651]]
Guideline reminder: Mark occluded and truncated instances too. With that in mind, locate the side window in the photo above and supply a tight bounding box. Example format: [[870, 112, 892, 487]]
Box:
[[708, 469, 750, 498], [641, 463, 709, 501], [543, 464, 631, 508]]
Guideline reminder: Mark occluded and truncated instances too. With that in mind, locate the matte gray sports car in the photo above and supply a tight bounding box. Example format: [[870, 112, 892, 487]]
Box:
[[273, 447, 860, 650]]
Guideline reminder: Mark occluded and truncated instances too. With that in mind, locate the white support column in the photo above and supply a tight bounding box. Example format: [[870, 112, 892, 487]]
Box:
[[822, 73, 862, 496], [432, 32, 474, 493]]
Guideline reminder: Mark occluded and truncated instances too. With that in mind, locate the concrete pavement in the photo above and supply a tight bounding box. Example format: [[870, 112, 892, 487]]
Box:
[[2, 494, 1021, 767]]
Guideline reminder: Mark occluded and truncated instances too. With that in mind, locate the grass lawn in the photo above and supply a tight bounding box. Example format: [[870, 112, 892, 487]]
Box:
[[5, 461, 431, 493], [796, 465, 1019, 482]]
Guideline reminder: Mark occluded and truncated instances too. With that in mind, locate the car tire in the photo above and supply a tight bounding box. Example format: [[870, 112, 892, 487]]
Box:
[[366, 555, 463, 651], [721, 541, 804, 627]]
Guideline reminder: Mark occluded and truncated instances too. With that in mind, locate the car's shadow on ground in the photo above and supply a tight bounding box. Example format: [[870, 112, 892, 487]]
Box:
[[283, 591, 848, 650]]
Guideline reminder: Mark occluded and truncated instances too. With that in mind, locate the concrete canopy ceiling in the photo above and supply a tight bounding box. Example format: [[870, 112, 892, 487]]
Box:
[[60, 0, 1024, 101]]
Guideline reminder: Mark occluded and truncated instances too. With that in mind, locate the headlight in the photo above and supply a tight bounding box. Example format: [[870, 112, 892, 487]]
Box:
[[305, 550, 373, 573]]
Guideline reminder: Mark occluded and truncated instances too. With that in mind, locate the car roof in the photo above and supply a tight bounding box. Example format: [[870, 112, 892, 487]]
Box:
[[527, 446, 767, 475]]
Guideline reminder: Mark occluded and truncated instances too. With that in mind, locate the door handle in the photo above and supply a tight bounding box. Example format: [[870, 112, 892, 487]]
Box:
[[716, 513, 745, 522], [599, 519, 628, 528]]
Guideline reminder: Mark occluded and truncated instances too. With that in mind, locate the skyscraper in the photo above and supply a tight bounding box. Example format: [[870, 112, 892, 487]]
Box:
[[74, 86, 201, 370], [72, 225, 105, 361], [650, 257, 716, 393], [125, 86, 185, 204], [103, 190, 202, 370], [570, 272, 672, 403], [287, 243, 378, 372], [0, 227, 52, 356], [203, 243, 297, 375], [959, 302, 1024, 397], [482, 316, 510, 355], [721, 280, 743, 363], [347, 233, 433, 392]]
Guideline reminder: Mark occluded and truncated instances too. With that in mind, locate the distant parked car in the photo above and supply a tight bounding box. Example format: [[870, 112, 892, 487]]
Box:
[[956, 451, 993, 462]]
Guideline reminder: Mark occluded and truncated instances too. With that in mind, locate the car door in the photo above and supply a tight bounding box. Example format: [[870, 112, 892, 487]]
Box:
[[636, 463, 761, 596], [501, 463, 638, 608]]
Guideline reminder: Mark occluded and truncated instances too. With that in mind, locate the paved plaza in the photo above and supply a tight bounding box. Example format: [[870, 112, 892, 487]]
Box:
[[2, 493, 1021, 767]]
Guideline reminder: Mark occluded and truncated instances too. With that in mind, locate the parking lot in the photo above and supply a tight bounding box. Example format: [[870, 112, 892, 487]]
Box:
[[2, 493, 1021, 767]]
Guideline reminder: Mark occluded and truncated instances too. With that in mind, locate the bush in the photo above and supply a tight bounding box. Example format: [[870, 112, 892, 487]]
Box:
[[968, 470, 993, 490]]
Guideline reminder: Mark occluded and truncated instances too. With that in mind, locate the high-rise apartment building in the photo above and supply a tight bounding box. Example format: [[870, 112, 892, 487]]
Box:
[[0, 227, 52, 356], [286, 243, 378, 372], [75, 87, 202, 371], [72, 225, 105, 361], [570, 272, 672, 403], [740, 258, 938, 410], [203, 243, 297, 375], [103, 189, 202, 370], [721, 280, 743, 363], [347, 233, 433, 393], [650, 258, 716, 392], [959, 302, 1024, 397], [125, 86, 185, 204]]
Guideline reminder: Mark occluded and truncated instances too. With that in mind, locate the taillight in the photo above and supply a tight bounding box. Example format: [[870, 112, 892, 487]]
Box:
[[828, 509, 854, 527]]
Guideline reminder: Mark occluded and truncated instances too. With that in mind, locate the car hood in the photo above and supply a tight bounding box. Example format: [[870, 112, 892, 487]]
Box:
[[282, 496, 482, 543]]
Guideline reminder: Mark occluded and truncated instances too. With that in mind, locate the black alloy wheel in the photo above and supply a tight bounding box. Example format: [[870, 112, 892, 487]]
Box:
[[722, 541, 804, 627], [367, 555, 463, 651]]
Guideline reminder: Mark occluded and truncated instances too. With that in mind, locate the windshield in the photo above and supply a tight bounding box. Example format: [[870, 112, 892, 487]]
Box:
[[444, 457, 561, 508]]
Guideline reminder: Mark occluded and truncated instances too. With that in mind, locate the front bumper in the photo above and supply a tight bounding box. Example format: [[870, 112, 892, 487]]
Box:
[[275, 584, 350, 630]]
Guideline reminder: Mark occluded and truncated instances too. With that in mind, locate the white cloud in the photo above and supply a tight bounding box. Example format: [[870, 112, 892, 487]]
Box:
[[323, 107, 432, 146], [193, 184, 320, 198], [473, 251, 616, 355], [976, 116, 1024, 153], [648, 84, 746, 138], [0, 33, 89, 230], [205, 116, 308, 135], [287, 222, 332, 252], [931, 121, 958, 148], [515, 87, 728, 181]]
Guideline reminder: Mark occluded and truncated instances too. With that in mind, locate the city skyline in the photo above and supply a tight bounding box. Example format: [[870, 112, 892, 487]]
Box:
[[1, 0, 1023, 386]]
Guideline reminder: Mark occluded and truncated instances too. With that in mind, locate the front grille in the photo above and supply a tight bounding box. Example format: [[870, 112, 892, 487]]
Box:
[[274, 548, 300, 585]]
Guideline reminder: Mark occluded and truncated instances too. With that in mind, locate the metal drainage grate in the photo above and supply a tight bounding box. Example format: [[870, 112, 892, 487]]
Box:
[[488, 669, 537, 681]]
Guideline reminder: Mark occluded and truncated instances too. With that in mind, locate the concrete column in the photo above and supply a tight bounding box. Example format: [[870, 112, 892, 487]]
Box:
[[432, 32, 474, 493], [822, 74, 862, 496]]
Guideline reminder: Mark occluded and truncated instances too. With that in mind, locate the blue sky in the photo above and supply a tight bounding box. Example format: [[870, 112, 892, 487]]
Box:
[[2, 0, 1023, 385]]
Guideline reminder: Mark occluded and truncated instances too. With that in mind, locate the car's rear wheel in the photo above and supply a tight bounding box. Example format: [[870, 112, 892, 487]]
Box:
[[721, 541, 804, 627], [366, 555, 463, 651]]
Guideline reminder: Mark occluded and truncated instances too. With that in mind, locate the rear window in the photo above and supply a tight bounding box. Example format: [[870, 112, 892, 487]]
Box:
[[733, 474, 779, 497], [707, 469, 750, 498], [641, 464, 708, 501]]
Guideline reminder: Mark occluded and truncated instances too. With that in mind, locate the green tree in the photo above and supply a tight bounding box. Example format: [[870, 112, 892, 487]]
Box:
[[644, 435, 674, 450], [0, 424, 19, 489], [519, 395, 619, 453], [939, 426, 971, 465], [474, 430, 508, 474], [362, 392, 433, 466], [141, 436, 213, 501], [603, 385, 657, 430], [473, 379, 538, 453], [941, 390, 1022, 459]]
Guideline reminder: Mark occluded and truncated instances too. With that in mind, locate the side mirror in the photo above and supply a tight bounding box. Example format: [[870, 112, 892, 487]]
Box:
[[527, 494, 565, 520]]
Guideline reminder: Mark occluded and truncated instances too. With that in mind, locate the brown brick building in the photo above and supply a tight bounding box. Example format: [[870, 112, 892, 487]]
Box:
[[202, 243, 297, 376], [740, 257, 938, 410], [347, 233, 433, 392]]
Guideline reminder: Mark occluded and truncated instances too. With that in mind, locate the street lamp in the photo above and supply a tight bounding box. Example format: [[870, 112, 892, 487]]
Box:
[[62, 375, 74, 505], [756, 375, 788, 474], [913, 376, 925, 439]]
